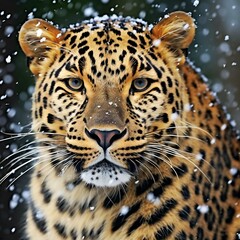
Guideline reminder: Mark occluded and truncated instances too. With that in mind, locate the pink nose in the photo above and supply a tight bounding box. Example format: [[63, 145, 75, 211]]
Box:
[[85, 128, 127, 150]]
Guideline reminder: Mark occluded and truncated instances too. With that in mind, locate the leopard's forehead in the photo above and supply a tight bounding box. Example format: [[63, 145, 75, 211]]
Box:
[[58, 15, 157, 84]]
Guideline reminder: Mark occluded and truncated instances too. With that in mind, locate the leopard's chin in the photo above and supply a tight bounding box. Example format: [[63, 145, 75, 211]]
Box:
[[80, 159, 131, 187]]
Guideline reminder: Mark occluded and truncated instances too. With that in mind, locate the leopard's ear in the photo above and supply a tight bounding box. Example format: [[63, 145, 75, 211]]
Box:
[[151, 11, 195, 49], [19, 19, 62, 75]]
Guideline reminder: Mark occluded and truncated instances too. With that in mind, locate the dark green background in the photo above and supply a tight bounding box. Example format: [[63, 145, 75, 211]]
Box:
[[0, 0, 239, 239]]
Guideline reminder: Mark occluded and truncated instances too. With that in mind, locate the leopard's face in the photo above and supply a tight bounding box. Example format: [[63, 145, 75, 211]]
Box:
[[19, 13, 195, 187]]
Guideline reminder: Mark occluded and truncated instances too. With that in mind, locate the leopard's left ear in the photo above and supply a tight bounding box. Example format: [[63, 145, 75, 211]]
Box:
[[151, 11, 195, 50]]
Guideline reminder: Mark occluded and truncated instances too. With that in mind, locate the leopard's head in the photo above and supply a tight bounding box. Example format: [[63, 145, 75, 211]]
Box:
[[19, 12, 195, 187]]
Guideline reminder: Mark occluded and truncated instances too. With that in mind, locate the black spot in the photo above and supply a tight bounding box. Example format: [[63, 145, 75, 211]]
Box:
[[59, 53, 66, 62], [221, 231, 228, 240], [43, 83, 48, 92], [111, 28, 121, 36], [172, 163, 188, 177], [222, 145, 232, 168], [135, 175, 159, 196], [119, 50, 127, 62], [127, 216, 145, 236], [161, 81, 167, 94], [190, 204, 201, 228], [80, 31, 90, 40], [191, 81, 198, 89], [78, 46, 89, 55], [130, 56, 138, 76], [197, 227, 204, 240], [149, 52, 158, 61], [127, 46, 137, 54], [103, 188, 126, 209], [181, 185, 190, 200], [152, 64, 162, 78], [96, 222, 105, 237], [37, 92, 41, 102], [220, 176, 229, 202], [54, 223, 67, 238], [64, 34, 71, 41], [127, 31, 138, 40], [147, 199, 177, 225], [78, 56, 86, 75], [155, 225, 174, 239], [111, 201, 141, 232], [152, 177, 172, 197], [179, 205, 191, 220], [43, 96, 48, 109], [175, 231, 187, 240], [47, 113, 55, 124], [128, 39, 138, 47], [225, 206, 235, 224], [31, 202, 47, 234], [203, 182, 211, 202], [204, 206, 215, 231], [39, 124, 50, 133], [205, 109, 213, 120], [167, 76, 173, 87], [56, 196, 70, 213], [49, 81, 56, 95], [126, 159, 138, 173], [40, 181, 52, 203], [39, 106, 43, 118], [168, 93, 174, 104], [161, 113, 169, 123], [139, 35, 146, 45], [185, 146, 193, 153], [120, 64, 126, 72], [70, 35, 77, 45], [232, 187, 240, 198], [91, 66, 97, 75], [70, 229, 77, 240], [77, 40, 88, 48], [120, 74, 128, 84], [88, 50, 96, 65]]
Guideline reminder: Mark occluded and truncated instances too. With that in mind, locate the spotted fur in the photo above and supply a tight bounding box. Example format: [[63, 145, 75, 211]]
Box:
[[18, 12, 240, 240]]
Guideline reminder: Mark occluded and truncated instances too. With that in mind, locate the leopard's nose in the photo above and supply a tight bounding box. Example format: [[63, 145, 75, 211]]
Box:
[[85, 128, 127, 150]]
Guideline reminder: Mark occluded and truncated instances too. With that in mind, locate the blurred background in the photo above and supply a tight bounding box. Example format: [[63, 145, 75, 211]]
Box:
[[0, 0, 239, 239]]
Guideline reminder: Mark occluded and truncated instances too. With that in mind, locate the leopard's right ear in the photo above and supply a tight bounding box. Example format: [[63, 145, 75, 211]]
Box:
[[19, 19, 63, 76], [19, 19, 62, 58]]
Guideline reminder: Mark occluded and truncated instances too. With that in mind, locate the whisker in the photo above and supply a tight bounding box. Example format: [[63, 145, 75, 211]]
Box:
[[1, 147, 68, 186], [146, 144, 211, 183]]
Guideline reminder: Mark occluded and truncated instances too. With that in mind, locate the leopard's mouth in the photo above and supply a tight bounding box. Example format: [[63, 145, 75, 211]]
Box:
[[80, 159, 132, 187]]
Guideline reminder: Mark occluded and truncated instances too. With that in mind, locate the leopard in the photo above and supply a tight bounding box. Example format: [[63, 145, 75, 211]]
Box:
[[18, 11, 240, 240]]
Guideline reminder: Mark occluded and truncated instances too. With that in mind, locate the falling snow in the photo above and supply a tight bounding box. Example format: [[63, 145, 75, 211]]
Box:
[[1, 1, 240, 238], [193, 0, 199, 7], [171, 112, 179, 121], [152, 39, 161, 47], [147, 192, 161, 206], [229, 168, 238, 176], [9, 194, 20, 209], [195, 153, 203, 161], [119, 205, 129, 215], [197, 204, 209, 214], [5, 55, 11, 63]]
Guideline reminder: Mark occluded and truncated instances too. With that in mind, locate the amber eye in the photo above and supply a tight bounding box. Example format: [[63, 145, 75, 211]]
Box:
[[64, 78, 84, 91], [132, 78, 149, 92]]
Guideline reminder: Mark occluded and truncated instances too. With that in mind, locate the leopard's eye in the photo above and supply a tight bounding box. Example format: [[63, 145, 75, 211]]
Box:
[[131, 78, 149, 92], [64, 78, 84, 91]]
